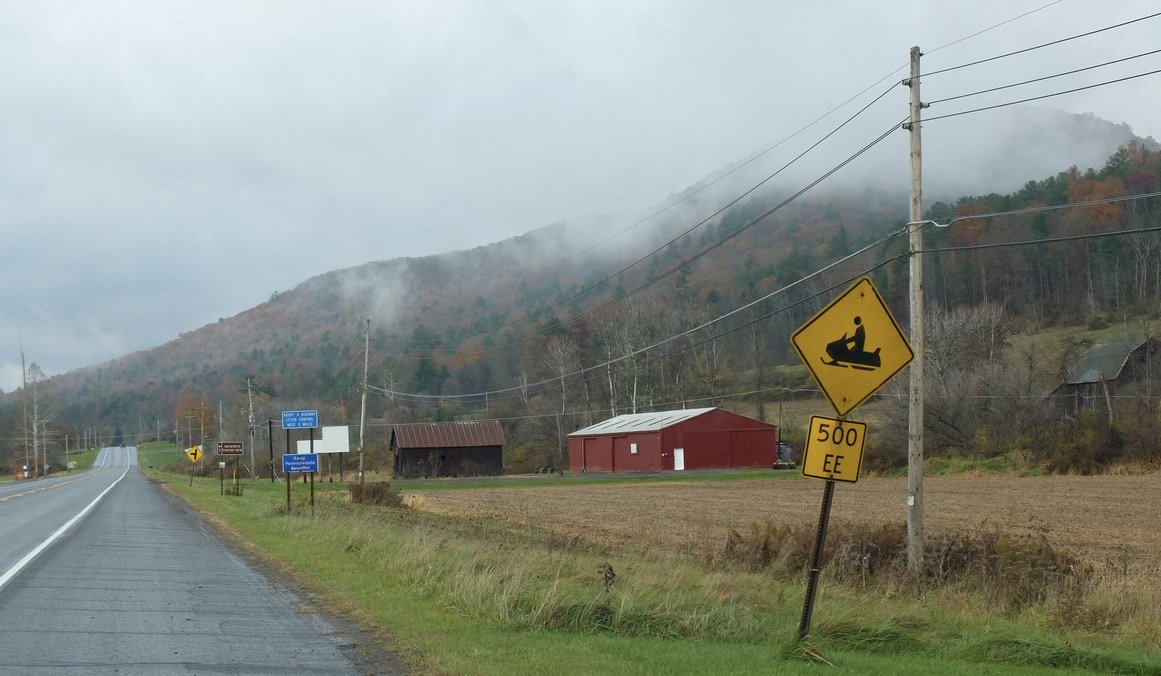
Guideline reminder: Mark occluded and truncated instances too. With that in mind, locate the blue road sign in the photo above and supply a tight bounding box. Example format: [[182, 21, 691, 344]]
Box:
[[281, 409, 319, 429], [282, 453, 319, 473]]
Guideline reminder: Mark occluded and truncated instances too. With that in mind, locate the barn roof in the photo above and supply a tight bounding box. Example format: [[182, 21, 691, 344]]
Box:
[[392, 420, 505, 449], [1064, 340, 1151, 385], [568, 407, 717, 436]]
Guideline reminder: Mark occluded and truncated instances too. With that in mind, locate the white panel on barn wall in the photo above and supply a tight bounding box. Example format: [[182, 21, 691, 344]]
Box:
[[630, 442, 638, 454], [674, 448, 685, 471]]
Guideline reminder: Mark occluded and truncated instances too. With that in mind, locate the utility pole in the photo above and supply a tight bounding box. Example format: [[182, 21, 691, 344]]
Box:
[[905, 45, 926, 575], [20, 336, 28, 477], [358, 318, 370, 489], [248, 378, 257, 479], [30, 372, 40, 478], [268, 418, 275, 482]]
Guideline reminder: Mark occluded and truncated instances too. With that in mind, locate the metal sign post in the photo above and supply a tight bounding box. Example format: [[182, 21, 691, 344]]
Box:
[[798, 480, 836, 640], [185, 445, 202, 486], [796, 416, 864, 640], [789, 277, 914, 643], [268, 419, 275, 483], [282, 410, 319, 488], [281, 453, 319, 514], [217, 442, 244, 495]]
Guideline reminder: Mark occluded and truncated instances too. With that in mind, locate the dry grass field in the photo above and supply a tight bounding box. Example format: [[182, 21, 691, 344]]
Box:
[[406, 474, 1160, 572]]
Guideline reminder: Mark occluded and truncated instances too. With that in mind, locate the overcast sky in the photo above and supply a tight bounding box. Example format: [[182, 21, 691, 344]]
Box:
[[3, 0, 1160, 392]]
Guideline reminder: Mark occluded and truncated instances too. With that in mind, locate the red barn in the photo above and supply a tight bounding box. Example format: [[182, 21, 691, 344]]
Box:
[[567, 407, 777, 473]]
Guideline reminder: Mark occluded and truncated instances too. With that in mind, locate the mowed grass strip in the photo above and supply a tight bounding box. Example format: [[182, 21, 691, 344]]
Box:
[[135, 448, 1161, 675]]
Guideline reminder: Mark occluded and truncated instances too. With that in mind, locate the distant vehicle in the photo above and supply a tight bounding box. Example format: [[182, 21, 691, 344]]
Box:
[[773, 441, 796, 470]]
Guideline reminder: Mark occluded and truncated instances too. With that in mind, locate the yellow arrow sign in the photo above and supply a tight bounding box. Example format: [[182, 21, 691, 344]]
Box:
[[185, 445, 203, 463], [791, 277, 913, 416]]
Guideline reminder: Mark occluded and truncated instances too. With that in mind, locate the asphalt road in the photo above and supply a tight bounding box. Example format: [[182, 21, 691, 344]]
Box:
[[0, 447, 398, 675]]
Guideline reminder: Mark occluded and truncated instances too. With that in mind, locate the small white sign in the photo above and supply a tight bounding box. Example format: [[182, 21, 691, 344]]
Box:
[[295, 425, 351, 454]]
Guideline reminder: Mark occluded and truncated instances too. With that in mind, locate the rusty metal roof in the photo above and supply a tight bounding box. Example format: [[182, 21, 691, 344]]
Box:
[[1065, 340, 1150, 384], [392, 420, 505, 449], [568, 407, 716, 436]]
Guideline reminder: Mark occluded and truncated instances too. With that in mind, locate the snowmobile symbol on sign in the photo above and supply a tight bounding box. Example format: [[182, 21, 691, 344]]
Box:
[[791, 278, 913, 416], [822, 316, 881, 371]]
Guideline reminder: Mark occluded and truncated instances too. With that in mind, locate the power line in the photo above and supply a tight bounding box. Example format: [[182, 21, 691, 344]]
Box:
[[363, 1, 1068, 355], [361, 15, 1161, 398], [922, 67, 1161, 124], [917, 191, 1161, 231], [375, 190, 1161, 406], [540, 120, 905, 337], [924, 11, 1161, 78], [383, 112, 904, 363], [925, 0, 1066, 55], [344, 6, 1075, 357], [469, 79, 901, 306], [927, 48, 1161, 106], [368, 384, 826, 428], [923, 223, 1161, 255], [374, 224, 909, 403], [379, 91, 906, 355]]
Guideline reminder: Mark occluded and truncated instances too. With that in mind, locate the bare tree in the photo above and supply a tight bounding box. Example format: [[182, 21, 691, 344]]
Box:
[[689, 326, 726, 406], [594, 301, 652, 416], [25, 363, 55, 477], [924, 302, 1015, 453], [539, 334, 581, 464]]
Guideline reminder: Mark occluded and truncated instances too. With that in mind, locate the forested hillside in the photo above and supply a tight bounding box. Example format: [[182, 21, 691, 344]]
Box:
[[4, 129, 1160, 476]]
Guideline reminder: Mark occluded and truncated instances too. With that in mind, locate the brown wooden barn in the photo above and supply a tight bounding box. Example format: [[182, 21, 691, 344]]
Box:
[[567, 407, 778, 473], [392, 420, 505, 478], [1049, 338, 1160, 417]]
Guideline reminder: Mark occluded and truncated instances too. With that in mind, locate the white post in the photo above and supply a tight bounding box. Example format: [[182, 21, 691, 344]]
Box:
[[359, 318, 370, 488]]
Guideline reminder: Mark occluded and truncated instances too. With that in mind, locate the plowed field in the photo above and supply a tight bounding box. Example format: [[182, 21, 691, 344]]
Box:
[[406, 474, 1160, 571]]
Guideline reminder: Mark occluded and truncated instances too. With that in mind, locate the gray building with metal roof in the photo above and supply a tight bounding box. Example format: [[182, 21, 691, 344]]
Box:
[[1050, 338, 1160, 417]]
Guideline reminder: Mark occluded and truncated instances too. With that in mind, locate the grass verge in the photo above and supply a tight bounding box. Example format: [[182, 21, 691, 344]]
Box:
[[140, 450, 1161, 675]]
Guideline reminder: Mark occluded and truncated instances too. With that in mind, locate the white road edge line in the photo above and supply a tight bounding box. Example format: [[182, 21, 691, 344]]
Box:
[[0, 462, 132, 592]]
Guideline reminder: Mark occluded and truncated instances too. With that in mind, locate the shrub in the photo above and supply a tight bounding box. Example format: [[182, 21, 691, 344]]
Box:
[[1046, 413, 1122, 474], [719, 519, 1090, 611], [348, 481, 404, 507], [862, 441, 906, 475]]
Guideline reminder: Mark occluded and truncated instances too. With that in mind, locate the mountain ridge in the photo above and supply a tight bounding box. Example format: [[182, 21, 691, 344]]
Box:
[[2, 107, 1155, 454]]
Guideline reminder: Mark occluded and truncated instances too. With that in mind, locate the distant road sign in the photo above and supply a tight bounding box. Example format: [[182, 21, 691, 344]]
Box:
[[185, 445, 203, 463], [281, 409, 319, 429], [217, 441, 244, 456], [282, 453, 319, 473], [801, 416, 867, 483], [295, 426, 350, 454], [791, 277, 913, 416]]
